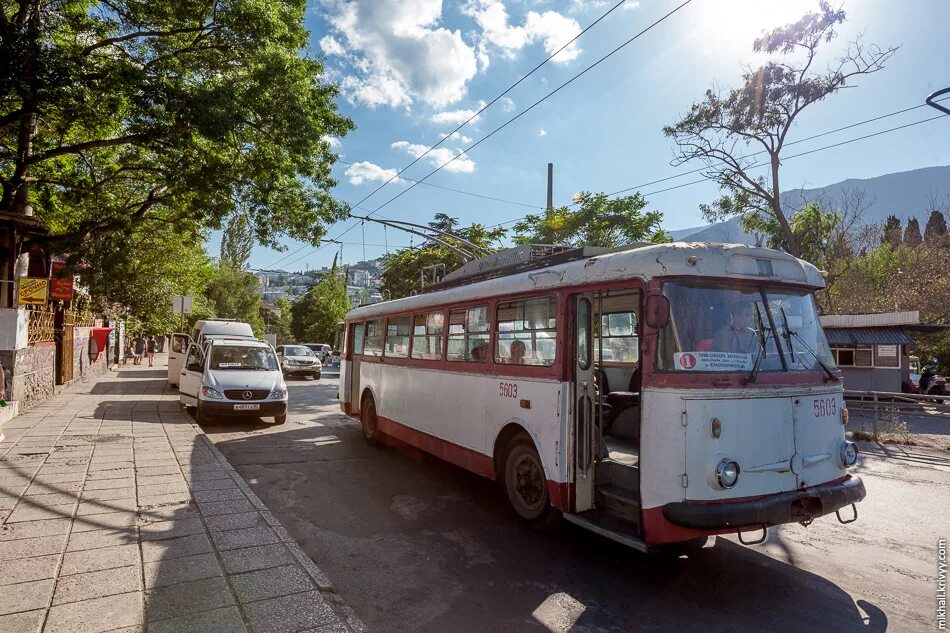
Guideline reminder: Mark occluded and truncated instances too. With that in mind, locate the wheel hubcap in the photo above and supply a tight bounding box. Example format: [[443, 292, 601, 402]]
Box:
[[513, 454, 544, 511]]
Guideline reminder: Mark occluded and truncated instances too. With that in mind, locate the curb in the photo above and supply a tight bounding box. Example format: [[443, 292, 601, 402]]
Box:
[[195, 424, 368, 633]]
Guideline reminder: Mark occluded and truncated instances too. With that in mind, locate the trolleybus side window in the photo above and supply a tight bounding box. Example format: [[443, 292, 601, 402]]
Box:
[[495, 296, 557, 366], [363, 319, 384, 357], [598, 312, 639, 364], [447, 305, 489, 362], [385, 316, 410, 358], [352, 322, 365, 355], [411, 312, 444, 360]]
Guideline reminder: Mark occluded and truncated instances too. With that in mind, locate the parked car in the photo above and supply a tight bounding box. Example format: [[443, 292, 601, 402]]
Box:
[[303, 343, 332, 364], [276, 345, 322, 379], [179, 338, 287, 425]]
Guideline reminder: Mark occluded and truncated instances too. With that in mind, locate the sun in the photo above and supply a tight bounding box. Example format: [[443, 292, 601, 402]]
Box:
[[697, 0, 819, 42]]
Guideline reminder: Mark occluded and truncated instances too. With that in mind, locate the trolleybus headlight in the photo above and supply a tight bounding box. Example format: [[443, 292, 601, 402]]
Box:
[[715, 459, 740, 488], [838, 441, 858, 467]]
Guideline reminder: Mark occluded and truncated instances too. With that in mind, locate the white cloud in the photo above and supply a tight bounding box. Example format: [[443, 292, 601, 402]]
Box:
[[538, 128, 547, 137], [322, 135, 341, 149], [345, 161, 401, 185], [440, 131, 474, 144], [462, 0, 582, 63], [319, 35, 345, 57], [500, 96, 516, 112], [430, 101, 486, 125], [320, 0, 478, 108], [624, 1, 641, 10], [391, 141, 476, 173]]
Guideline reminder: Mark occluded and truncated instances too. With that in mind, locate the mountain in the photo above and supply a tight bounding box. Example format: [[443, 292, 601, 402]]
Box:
[[668, 165, 950, 245]]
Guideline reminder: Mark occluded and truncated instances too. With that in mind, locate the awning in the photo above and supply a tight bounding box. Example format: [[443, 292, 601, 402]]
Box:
[[824, 326, 914, 346]]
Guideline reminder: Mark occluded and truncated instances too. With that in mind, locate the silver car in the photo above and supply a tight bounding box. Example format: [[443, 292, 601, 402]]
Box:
[[276, 345, 323, 379]]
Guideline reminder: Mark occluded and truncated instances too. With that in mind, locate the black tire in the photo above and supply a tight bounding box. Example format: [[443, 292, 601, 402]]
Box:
[[274, 414, 287, 425], [360, 394, 383, 445], [502, 437, 559, 527], [196, 401, 211, 425], [312, 372, 321, 380]]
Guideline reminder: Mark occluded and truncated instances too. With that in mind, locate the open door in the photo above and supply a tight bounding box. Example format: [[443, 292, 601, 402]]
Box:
[[344, 322, 364, 414], [574, 294, 596, 512], [178, 343, 204, 407], [167, 333, 191, 387]]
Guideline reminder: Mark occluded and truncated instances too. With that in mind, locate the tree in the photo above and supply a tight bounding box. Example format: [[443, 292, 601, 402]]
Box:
[[204, 266, 264, 336], [261, 297, 293, 344], [881, 215, 902, 248], [1, 0, 353, 254], [663, 3, 897, 257], [380, 222, 507, 299], [513, 192, 669, 247], [903, 217, 922, 247], [220, 212, 254, 271], [924, 209, 948, 245], [81, 224, 216, 334], [290, 270, 349, 343], [428, 213, 460, 235]]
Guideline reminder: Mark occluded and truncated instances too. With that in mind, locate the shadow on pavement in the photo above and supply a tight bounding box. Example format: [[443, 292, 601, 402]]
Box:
[[211, 416, 885, 633]]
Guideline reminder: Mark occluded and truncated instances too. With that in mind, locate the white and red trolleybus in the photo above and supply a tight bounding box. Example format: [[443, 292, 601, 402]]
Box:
[[338, 242, 866, 552]]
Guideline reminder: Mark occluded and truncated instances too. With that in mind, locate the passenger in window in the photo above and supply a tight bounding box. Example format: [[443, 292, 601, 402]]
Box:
[[712, 301, 758, 354], [509, 340, 526, 364], [471, 341, 488, 362]]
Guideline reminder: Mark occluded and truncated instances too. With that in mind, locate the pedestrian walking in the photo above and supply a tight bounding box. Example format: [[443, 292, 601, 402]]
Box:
[[124, 340, 135, 365], [134, 334, 146, 365], [147, 335, 158, 367]]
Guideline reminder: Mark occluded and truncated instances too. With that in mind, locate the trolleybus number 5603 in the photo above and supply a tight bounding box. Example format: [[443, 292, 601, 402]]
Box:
[[814, 397, 836, 418], [499, 382, 518, 399]]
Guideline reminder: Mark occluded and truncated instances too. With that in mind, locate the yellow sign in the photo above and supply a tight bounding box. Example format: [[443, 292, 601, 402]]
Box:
[[17, 278, 49, 305]]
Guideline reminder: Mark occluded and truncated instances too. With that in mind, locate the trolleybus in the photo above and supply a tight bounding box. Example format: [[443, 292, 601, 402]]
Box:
[[338, 242, 866, 552]]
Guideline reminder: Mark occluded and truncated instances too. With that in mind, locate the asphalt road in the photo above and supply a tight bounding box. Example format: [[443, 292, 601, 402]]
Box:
[[198, 370, 949, 632]]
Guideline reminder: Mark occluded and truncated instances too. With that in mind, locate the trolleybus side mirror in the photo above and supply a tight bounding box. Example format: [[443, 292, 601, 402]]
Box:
[[644, 295, 670, 329]]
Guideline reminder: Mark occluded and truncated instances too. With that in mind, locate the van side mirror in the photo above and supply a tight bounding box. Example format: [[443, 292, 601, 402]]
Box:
[[644, 294, 670, 329]]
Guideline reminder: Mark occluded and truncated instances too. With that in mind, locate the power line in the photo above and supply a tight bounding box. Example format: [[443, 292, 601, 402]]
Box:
[[486, 111, 948, 229], [336, 160, 543, 210], [345, 0, 628, 212], [270, 0, 690, 271], [363, 0, 695, 219]]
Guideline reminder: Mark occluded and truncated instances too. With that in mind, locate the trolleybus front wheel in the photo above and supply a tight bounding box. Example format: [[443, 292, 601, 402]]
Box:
[[503, 437, 560, 528]]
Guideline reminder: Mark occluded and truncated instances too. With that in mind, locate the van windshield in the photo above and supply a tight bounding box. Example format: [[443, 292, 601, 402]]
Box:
[[655, 281, 836, 373], [209, 346, 278, 371]]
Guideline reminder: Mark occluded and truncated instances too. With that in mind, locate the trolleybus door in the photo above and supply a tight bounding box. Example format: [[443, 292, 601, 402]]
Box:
[[346, 322, 363, 414], [574, 294, 596, 512]]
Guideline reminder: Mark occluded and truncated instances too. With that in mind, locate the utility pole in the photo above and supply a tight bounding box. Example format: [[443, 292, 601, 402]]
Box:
[[546, 163, 554, 210]]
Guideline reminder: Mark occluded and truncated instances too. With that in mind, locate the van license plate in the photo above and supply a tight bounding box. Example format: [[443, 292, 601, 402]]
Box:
[[233, 404, 260, 411]]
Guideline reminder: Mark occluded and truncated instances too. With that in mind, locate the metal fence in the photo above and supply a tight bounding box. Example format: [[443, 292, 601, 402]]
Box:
[[27, 306, 56, 344], [843, 390, 950, 438]]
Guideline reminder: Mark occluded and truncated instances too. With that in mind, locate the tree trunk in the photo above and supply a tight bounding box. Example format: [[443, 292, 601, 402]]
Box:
[[770, 153, 800, 257]]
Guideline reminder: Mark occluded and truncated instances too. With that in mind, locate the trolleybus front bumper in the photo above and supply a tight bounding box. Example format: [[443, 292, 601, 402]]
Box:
[[661, 476, 866, 530]]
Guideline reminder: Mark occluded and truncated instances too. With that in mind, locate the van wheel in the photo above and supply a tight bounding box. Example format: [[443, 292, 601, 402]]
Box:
[[360, 395, 382, 445], [503, 437, 559, 528], [274, 414, 287, 425]]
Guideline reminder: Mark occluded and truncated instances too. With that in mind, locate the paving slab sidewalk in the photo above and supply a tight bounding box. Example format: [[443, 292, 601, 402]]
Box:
[[0, 362, 366, 633]]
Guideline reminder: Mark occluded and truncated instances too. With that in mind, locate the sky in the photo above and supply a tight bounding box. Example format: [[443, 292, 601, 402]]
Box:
[[226, 0, 950, 272]]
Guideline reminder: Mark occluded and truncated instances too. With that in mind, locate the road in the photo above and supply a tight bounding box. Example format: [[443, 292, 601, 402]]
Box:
[[197, 370, 949, 632]]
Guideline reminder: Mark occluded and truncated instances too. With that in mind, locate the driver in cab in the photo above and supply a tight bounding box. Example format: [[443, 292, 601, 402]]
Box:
[[712, 300, 759, 354]]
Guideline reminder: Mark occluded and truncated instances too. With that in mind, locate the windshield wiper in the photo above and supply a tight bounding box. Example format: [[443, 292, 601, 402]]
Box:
[[745, 303, 768, 384], [789, 330, 838, 382], [779, 307, 796, 365]]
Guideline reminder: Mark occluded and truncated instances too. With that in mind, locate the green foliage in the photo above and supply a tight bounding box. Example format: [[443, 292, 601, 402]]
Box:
[[220, 212, 254, 271], [263, 297, 294, 345], [81, 224, 215, 334], [380, 221, 507, 299], [1, 0, 354, 255], [513, 192, 669, 248], [204, 266, 264, 336], [290, 271, 349, 343], [664, 2, 896, 257], [744, 203, 843, 270]]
